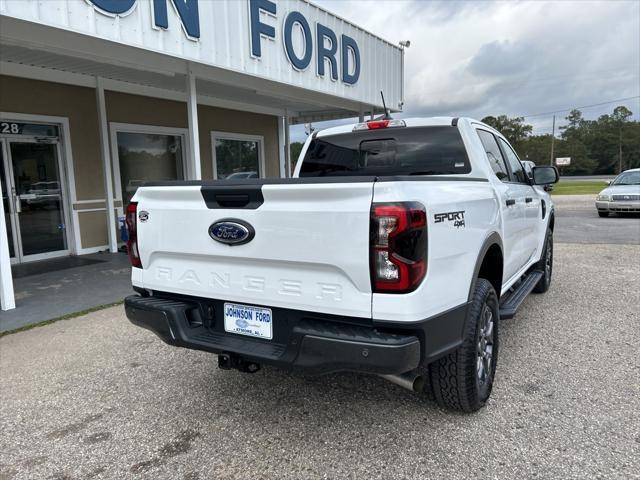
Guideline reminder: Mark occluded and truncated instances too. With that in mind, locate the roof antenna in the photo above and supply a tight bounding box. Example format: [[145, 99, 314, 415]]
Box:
[[380, 91, 392, 119]]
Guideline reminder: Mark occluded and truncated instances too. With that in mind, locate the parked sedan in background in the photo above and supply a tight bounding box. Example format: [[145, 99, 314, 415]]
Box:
[[595, 168, 640, 217], [521, 160, 536, 180], [225, 171, 259, 179]]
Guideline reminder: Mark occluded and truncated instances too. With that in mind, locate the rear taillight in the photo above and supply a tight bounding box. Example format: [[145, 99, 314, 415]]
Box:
[[370, 202, 427, 293], [125, 202, 142, 268]]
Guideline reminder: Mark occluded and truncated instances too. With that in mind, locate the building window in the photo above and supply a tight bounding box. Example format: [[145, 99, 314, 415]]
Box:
[[111, 124, 186, 205], [211, 132, 264, 180]]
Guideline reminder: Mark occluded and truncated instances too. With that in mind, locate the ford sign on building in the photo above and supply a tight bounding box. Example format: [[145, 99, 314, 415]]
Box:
[[0, 0, 403, 310]]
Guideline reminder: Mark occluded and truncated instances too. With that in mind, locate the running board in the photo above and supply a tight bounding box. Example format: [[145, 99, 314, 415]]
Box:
[[499, 270, 543, 319]]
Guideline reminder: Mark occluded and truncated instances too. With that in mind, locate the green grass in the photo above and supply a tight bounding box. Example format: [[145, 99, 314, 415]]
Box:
[[551, 181, 607, 195], [0, 301, 123, 337]]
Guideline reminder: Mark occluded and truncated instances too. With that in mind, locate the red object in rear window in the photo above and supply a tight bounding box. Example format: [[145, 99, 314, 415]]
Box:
[[125, 202, 142, 268]]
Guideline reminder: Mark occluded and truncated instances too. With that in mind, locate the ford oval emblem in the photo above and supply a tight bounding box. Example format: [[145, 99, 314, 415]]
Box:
[[208, 219, 255, 246], [236, 318, 249, 329]]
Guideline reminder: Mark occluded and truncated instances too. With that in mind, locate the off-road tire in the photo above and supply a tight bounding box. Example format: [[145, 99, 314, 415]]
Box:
[[533, 229, 553, 293], [426, 279, 499, 412], [598, 211, 609, 218]]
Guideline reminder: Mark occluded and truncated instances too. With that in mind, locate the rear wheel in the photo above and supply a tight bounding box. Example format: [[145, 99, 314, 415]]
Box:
[[598, 211, 609, 218], [425, 279, 499, 412]]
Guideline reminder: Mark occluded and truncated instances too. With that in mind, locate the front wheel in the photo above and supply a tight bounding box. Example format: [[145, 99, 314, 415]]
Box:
[[598, 211, 609, 218], [425, 279, 499, 412], [533, 229, 553, 293]]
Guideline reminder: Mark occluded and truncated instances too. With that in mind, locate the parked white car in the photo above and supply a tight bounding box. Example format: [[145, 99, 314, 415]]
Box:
[[124, 117, 559, 412], [521, 160, 536, 180], [595, 168, 640, 217], [225, 171, 259, 179]]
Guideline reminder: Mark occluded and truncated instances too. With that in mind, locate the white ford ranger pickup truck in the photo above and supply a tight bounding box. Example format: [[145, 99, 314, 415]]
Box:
[[124, 117, 559, 412]]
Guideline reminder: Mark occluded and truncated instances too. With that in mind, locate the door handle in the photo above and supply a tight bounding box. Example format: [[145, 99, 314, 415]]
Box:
[[506, 199, 516, 206], [525, 197, 533, 203]]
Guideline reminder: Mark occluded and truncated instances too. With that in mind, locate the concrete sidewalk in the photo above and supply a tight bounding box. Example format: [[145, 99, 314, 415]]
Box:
[[559, 175, 614, 182], [0, 252, 132, 333]]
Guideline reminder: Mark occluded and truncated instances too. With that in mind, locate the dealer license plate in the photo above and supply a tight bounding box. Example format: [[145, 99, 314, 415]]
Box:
[[223, 302, 273, 340]]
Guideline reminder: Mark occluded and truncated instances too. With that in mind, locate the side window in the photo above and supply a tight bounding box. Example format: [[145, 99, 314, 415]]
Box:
[[498, 138, 528, 183], [476, 130, 509, 181]]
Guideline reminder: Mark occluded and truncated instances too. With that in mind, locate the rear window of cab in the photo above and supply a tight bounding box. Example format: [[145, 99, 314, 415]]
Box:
[[299, 126, 471, 177]]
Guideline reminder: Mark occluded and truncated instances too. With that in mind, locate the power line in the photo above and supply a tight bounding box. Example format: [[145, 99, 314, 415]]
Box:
[[521, 96, 640, 119]]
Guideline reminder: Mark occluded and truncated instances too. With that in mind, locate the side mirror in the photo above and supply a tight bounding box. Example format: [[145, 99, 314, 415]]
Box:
[[606, 180, 612, 185], [532, 166, 559, 185]]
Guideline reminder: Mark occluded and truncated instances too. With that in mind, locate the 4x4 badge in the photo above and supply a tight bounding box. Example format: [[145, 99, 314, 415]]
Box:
[[434, 210, 465, 228]]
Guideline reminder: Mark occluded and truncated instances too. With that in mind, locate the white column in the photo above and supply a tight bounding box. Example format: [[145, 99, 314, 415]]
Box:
[[186, 68, 202, 180], [96, 77, 118, 253], [0, 174, 15, 311], [284, 116, 291, 178], [277, 116, 286, 178]]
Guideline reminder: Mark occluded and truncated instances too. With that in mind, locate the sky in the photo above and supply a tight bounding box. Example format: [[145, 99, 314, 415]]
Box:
[[291, 0, 640, 142]]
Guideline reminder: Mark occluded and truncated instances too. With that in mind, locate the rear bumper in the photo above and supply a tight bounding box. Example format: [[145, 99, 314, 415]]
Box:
[[125, 293, 467, 375]]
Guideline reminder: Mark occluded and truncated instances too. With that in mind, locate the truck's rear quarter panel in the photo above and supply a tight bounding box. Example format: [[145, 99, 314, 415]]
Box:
[[372, 179, 498, 321]]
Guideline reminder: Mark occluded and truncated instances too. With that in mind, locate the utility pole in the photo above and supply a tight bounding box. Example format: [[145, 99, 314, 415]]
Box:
[[550, 114, 556, 166], [619, 126, 623, 173]]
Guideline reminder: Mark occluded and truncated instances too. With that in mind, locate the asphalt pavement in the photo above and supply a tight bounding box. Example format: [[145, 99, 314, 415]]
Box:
[[1, 196, 639, 480], [553, 194, 640, 244]]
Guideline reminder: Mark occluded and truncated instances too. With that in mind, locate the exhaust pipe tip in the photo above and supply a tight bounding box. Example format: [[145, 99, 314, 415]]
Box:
[[379, 372, 424, 392], [412, 375, 425, 393]]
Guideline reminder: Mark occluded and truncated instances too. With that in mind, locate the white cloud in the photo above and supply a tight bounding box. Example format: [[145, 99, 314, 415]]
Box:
[[291, 0, 639, 141]]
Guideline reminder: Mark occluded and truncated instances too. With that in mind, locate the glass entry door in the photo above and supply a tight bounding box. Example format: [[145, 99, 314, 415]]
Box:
[[1, 141, 16, 259], [0, 137, 69, 262]]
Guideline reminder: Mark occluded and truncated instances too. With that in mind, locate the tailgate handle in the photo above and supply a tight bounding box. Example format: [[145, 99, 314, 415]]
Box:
[[200, 185, 264, 209], [216, 194, 250, 208]]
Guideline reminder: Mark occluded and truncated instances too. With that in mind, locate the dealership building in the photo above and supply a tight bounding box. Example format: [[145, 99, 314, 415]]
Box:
[[0, 0, 403, 310]]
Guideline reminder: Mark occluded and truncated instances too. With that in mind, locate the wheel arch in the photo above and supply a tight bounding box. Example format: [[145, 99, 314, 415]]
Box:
[[469, 232, 504, 301]]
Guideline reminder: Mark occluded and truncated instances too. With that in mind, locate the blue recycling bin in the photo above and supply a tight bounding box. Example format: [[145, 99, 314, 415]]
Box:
[[119, 216, 128, 242]]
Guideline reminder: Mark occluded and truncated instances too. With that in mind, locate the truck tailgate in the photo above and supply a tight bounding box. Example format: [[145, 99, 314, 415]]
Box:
[[132, 181, 375, 318]]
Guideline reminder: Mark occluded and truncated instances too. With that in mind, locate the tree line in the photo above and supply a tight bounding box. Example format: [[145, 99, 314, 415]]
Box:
[[482, 106, 640, 175]]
